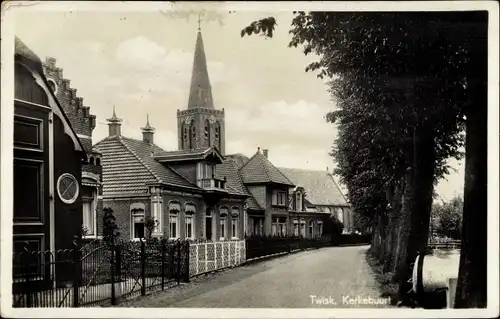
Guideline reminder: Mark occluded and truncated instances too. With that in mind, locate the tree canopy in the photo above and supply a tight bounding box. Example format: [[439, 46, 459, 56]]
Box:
[[241, 11, 487, 307]]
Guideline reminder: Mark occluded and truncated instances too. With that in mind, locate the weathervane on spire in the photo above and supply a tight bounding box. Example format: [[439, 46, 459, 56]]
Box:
[[197, 12, 202, 31]]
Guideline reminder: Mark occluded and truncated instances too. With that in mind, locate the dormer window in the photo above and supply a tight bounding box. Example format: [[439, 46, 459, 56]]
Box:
[[296, 192, 303, 211], [198, 162, 215, 179], [272, 190, 286, 207]]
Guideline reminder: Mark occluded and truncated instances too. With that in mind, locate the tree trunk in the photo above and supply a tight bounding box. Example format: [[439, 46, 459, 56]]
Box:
[[397, 126, 436, 295], [383, 180, 403, 273], [393, 170, 413, 287], [371, 210, 385, 260], [454, 68, 487, 308]]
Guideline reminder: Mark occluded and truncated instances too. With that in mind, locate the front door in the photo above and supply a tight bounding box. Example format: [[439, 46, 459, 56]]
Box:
[[13, 100, 52, 290], [13, 63, 53, 292]]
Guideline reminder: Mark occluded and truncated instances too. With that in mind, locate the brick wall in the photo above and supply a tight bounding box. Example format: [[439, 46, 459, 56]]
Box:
[[103, 197, 151, 241], [162, 193, 204, 238], [42, 57, 96, 153]]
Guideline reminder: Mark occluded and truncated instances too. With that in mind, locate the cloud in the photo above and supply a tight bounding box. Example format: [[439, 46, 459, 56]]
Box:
[[114, 36, 226, 96], [227, 99, 334, 142]]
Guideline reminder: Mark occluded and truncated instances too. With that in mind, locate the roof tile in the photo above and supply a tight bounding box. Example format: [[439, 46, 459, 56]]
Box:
[[95, 136, 200, 197], [278, 167, 348, 207], [240, 151, 294, 186]]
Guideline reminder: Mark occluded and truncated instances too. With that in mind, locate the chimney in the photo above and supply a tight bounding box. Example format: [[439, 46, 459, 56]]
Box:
[[263, 149, 268, 158], [141, 114, 155, 144], [107, 105, 122, 137]]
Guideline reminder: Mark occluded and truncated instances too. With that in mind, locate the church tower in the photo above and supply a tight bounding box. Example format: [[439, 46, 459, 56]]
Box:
[[177, 24, 226, 155]]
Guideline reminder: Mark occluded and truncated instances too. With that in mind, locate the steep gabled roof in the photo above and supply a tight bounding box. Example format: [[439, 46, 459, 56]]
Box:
[[240, 150, 294, 187], [94, 136, 200, 197], [226, 153, 250, 169], [278, 167, 349, 207], [215, 158, 249, 196], [14, 36, 86, 155]]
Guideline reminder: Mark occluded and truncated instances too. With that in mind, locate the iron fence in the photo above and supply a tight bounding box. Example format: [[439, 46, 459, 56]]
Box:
[[12, 238, 190, 308], [244, 235, 331, 260]]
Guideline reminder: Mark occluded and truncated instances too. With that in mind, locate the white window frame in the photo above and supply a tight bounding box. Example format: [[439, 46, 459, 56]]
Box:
[[337, 207, 344, 224], [253, 218, 264, 236], [185, 203, 196, 239], [293, 219, 299, 236], [82, 187, 98, 238], [169, 202, 181, 239], [219, 206, 228, 240], [231, 207, 239, 239], [151, 198, 163, 236], [272, 190, 287, 206], [308, 220, 314, 237], [272, 217, 287, 236], [300, 219, 306, 237], [278, 217, 287, 236], [220, 214, 227, 240], [271, 217, 278, 236], [317, 220, 324, 236], [296, 192, 302, 212], [185, 213, 194, 239], [131, 204, 146, 241]]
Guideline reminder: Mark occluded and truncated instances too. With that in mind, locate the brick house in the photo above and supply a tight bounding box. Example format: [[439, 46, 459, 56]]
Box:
[[94, 27, 352, 240], [227, 152, 353, 236], [93, 28, 251, 241], [279, 167, 353, 234], [13, 37, 87, 286], [41, 56, 103, 241]]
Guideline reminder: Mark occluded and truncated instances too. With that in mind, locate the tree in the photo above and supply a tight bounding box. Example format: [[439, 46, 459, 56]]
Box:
[[103, 207, 120, 244], [432, 197, 463, 240], [241, 11, 486, 307], [144, 215, 159, 240]]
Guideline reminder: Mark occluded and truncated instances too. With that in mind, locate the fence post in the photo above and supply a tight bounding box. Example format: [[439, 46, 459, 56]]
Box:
[[141, 238, 146, 296], [161, 239, 165, 290], [195, 244, 199, 276], [23, 243, 32, 308], [214, 242, 218, 270], [72, 237, 80, 307], [110, 238, 117, 305], [183, 241, 190, 283], [176, 241, 181, 285]]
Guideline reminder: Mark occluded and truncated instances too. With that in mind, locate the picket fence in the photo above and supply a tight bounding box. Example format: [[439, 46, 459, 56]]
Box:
[[188, 240, 246, 277]]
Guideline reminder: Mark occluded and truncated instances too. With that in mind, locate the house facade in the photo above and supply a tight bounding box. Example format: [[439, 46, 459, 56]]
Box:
[[13, 37, 87, 286], [94, 28, 353, 240], [41, 56, 103, 241]]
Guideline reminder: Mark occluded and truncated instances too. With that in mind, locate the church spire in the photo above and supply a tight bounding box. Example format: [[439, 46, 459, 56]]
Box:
[[187, 26, 214, 109]]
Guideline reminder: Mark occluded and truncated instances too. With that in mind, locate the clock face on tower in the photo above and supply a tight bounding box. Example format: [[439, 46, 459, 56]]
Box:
[[208, 115, 216, 124], [57, 173, 79, 204]]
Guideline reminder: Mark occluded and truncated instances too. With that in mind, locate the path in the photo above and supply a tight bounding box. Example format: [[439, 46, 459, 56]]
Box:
[[117, 245, 393, 308]]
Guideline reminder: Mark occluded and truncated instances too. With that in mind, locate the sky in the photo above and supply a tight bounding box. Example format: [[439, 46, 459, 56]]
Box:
[[12, 3, 465, 201]]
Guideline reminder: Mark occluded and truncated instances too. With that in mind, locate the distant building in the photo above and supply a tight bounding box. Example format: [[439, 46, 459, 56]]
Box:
[[95, 27, 353, 239]]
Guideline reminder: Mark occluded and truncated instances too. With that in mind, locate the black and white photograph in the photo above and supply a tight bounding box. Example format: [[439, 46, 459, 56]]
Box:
[[1, 1, 498, 318]]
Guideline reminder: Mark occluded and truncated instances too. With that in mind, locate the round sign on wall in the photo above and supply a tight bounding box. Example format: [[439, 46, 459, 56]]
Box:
[[57, 173, 79, 204]]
